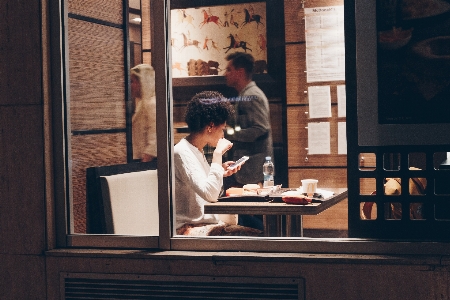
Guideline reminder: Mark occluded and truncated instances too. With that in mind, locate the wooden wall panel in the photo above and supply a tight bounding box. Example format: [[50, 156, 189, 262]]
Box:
[[303, 199, 348, 230], [70, 133, 127, 233], [303, 0, 344, 8], [141, 0, 152, 50], [68, 0, 123, 24], [287, 105, 346, 167], [288, 167, 347, 188], [68, 19, 126, 131], [286, 44, 307, 105], [129, 24, 141, 43], [143, 52, 152, 65], [289, 168, 347, 230], [133, 43, 142, 66], [284, 0, 305, 43], [270, 102, 283, 144]]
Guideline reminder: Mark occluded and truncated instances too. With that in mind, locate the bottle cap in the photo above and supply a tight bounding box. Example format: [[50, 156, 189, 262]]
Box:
[[265, 156, 271, 160]]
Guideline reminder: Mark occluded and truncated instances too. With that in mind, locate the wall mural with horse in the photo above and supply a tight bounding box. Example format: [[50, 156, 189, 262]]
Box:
[[171, 2, 267, 77]]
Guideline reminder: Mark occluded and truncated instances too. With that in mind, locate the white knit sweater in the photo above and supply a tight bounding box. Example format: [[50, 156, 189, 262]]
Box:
[[174, 138, 223, 229]]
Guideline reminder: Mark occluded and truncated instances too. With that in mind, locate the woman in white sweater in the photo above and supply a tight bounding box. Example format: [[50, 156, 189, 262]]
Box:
[[174, 91, 262, 236]]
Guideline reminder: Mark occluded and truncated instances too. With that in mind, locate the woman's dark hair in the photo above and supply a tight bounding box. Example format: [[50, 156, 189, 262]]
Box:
[[185, 91, 234, 133]]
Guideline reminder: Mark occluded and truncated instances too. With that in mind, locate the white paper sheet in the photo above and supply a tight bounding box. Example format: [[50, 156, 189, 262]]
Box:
[[338, 122, 347, 154], [308, 85, 332, 119], [304, 6, 345, 83], [307, 122, 331, 155], [337, 85, 346, 117]]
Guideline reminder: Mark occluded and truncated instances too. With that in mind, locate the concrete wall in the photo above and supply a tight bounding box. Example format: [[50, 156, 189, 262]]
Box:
[[0, 1, 47, 299]]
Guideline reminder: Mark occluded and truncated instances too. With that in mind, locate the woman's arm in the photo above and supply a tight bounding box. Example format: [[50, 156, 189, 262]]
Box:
[[174, 150, 223, 202]]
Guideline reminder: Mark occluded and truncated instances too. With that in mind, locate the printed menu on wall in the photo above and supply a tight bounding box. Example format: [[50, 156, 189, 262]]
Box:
[[304, 6, 345, 83], [308, 85, 332, 119]]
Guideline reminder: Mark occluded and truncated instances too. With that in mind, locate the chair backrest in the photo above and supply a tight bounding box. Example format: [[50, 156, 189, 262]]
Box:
[[86, 161, 157, 234], [100, 169, 158, 235]]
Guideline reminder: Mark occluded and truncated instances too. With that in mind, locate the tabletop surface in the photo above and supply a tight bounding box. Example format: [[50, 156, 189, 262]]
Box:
[[204, 187, 348, 215]]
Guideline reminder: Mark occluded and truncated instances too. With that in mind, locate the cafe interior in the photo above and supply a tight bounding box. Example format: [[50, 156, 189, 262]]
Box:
[[2, 0, 450, 298]]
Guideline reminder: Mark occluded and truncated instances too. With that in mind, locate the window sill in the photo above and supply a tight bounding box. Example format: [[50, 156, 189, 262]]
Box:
[[45, 248, 445, 266]]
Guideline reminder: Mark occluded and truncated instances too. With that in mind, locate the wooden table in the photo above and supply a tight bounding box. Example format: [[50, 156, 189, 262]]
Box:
[[204, 188, 348, 237]]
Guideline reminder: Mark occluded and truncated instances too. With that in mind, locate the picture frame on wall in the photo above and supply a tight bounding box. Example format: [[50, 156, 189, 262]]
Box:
[[171, 2, 267, 78], [170, 0, 285, 99]]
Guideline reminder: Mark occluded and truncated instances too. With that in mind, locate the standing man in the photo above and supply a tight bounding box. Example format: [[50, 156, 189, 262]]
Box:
[[224, 52, 273, 188], [223, 52, 273, 230]]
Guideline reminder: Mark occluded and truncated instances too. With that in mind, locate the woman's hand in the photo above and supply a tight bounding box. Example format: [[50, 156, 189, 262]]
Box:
[[222, 161, 241, 177], [211, 138, 233, 167], [215, 138, 233, 155]]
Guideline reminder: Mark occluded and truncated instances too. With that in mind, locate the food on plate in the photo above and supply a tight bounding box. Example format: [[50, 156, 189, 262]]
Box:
[[257, 187, 272, 196], [282, 194, 312, 205], [243, 184, 260, 190], [242, 183, 260, 195], [378, 27, 413, 50], [281, 190, 312, 205], [225, 187, 243, 196]]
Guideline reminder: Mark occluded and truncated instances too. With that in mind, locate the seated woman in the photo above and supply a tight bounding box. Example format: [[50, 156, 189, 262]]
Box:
[[174, 91, 262, 236]]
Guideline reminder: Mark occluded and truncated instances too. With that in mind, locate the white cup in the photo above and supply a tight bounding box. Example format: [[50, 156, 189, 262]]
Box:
[[301, 179, 318, 197]]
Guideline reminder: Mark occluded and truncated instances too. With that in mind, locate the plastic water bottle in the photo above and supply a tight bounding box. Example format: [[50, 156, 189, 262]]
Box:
[[263, 156, 274, 187]]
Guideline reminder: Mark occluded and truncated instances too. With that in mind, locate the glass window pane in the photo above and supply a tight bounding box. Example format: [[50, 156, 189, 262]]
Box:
[[67, 0, 159, 236]]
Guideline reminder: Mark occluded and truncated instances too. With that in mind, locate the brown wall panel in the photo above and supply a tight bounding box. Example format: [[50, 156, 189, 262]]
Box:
[[129, 24, 141, 43], [287, 105, 346, 167], [143, 52, 152, 65], [270, 102, 283, 144], [304, 0, 344, 8], [70, 133, 127, 233], [303, 199, 348, 230], [284, 0, 305, 43], [289, 168, 347, 230], [133, 43, 142, 66], [141, 0, 152, 50], [288, 167, 347, 188], [68, 19, 126, 131], [68, 0, 123, 24], [286, 44, 307, 105]]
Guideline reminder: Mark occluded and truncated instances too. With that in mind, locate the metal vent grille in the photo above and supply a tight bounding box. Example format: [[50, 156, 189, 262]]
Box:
[[63, 274, 302, 299]]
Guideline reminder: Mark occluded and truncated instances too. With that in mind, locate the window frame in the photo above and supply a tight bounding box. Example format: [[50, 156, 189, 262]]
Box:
[[51, 0, 450, 255]]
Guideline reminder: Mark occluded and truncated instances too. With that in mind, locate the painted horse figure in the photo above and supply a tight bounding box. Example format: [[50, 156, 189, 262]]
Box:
[[180, 32, 201, 52], [199, 9, 223, 28], [223, 34, 252, 53], [241, 8, 264, 28]]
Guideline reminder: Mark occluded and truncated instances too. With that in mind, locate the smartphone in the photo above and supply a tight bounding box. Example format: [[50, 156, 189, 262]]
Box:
[[228, 156, 249, 170]]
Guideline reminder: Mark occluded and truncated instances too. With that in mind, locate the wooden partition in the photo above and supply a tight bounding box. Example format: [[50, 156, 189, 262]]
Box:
[[284, 0, 347, 233]]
